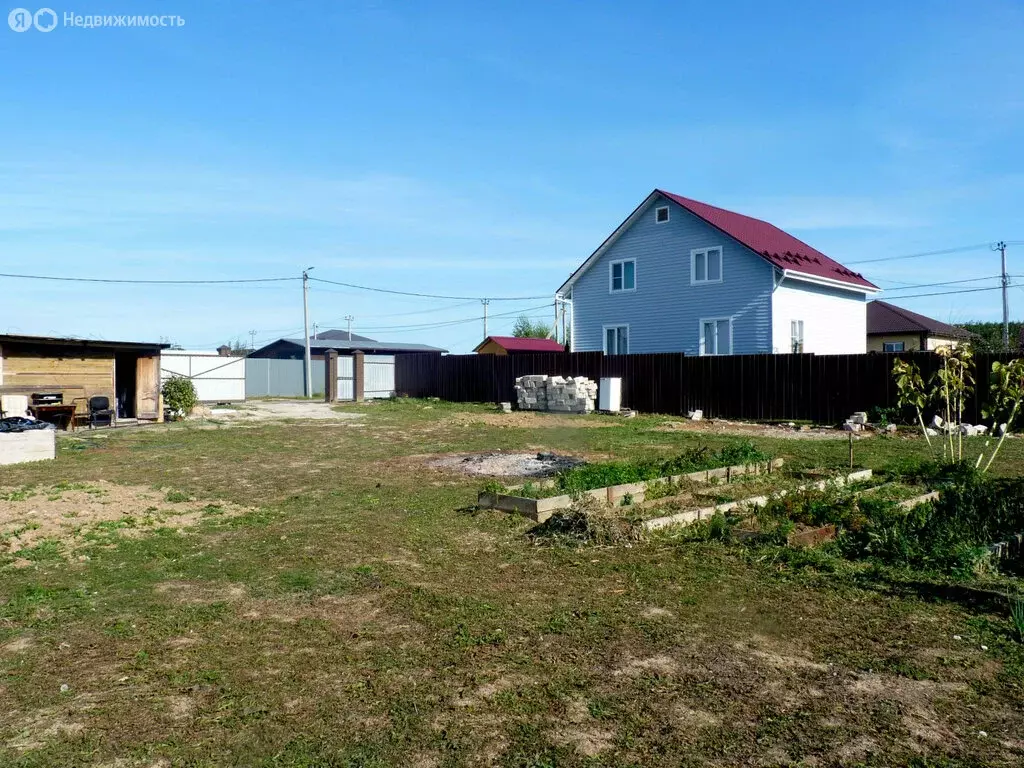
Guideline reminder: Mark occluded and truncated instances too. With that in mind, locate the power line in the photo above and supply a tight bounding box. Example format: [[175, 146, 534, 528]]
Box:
[[0, 272, 298, 285], [356, 304, 551, 333], [879, 285, 1007, 301], [845, 243, 994, 266], [309, 276, 548, 301], [879, 275, 1004, 291]]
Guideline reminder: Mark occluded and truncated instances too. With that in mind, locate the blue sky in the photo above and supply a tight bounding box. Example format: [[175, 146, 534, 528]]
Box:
[[2, 0, 1022, 352]]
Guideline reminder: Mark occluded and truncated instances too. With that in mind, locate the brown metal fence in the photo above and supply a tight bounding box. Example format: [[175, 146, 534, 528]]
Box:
[[395, 351, 1019, 424]]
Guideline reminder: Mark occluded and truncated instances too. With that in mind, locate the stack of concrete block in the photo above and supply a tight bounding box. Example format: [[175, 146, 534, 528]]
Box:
[[546, 376, 598, 413], [515, 375, 549, 411], [514, 374, 599, 414]]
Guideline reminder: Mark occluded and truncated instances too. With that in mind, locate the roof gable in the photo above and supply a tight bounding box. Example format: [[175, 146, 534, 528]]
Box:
[[867, 300, 972, 339], [558, 190, 878, 294]]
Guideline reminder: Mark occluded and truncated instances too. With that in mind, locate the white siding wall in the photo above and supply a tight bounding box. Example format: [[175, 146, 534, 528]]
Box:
[[771, 279, 868, 355]]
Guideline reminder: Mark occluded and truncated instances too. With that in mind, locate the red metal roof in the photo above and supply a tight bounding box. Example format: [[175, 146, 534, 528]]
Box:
[[866, 300, 973, 339], [475, 336, 565, 353], [657, 190, 878, 290]]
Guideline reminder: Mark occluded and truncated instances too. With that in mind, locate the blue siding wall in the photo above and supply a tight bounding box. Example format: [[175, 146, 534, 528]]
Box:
[[569, 195, 774, 354]]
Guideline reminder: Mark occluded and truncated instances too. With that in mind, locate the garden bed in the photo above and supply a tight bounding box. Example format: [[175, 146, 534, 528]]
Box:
[[478, 458, 784, 523], [643, 469, 872, 531]]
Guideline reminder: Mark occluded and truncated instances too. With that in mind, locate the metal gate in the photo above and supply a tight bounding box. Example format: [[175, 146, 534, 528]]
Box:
[[364, 355, 395, 398]]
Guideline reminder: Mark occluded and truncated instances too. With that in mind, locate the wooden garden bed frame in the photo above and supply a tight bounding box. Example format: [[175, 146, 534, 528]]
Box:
[[478, 458, 784, 523]]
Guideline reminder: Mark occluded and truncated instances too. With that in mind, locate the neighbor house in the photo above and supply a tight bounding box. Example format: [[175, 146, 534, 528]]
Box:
[[0, 334, 167, 422], [866, 300, 973, 352], [474, 336, 565, 355], [250, 330, 447, 359], [557, 190, 879, 356]]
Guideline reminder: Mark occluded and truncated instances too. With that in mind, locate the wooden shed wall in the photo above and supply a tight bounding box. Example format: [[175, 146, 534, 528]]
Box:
[[0, 346, 115, 416]]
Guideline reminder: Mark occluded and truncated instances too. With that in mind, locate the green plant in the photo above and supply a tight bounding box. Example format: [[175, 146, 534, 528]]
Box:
[[162, 375, 198, 418], [933, 344, 975, 463], [980, 358, 1024, 472], [511, 315, 553, 339], [893, 358, 933, 447], [1011, 597, 1024, 643]]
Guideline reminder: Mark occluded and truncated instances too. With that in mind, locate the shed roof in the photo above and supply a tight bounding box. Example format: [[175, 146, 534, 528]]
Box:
[[474, 336, 565, 353], [866, 301, 973, 339], [252, 337, 447, 355], [0, 333, 169, 351]]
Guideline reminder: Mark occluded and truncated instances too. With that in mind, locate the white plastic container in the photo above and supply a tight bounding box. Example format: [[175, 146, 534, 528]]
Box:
[[599, 377, 622, 413]]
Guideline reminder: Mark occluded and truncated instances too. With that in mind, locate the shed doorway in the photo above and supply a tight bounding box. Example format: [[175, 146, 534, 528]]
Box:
[[115, 353, 137, 418]]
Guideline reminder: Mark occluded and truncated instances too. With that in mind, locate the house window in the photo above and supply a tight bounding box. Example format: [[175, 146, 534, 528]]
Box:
[[790, 320, 804, 353], [604, 325, 629, 355], [609, 259, 636, 293], [691, 247, 723, 284], [700, 318, 732, 355], [883, 341, 905, 352], [655, 206, 669, 224]]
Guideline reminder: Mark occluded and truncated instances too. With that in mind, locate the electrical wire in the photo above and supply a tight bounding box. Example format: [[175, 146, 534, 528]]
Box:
[[355, 304, 552, 333], [878, 275, 1004, 291], [845, 243, 995, 266], [309, 276, 549, 301], [877, 285, 1007, 300], [0, 272, 299, 285]]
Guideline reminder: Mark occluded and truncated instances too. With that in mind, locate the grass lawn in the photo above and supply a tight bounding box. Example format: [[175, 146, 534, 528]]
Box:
[[1, 399, 1023, 767]]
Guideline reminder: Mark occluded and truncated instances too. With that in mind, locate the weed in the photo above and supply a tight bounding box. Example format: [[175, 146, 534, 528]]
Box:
[[165, 490, 190, 503], [1011, 597, 1024, 642]]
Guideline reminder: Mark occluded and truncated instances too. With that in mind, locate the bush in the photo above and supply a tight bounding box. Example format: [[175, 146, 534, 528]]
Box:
[[162, 376, 198, 419], [839, 468, 1024, 577]]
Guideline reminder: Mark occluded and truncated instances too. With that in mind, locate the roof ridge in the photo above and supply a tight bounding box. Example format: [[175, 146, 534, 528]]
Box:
[[875, 300, 929, 332]]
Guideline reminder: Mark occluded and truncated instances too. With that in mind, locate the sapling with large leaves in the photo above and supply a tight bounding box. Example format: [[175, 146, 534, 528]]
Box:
[[893, 357, 932, 448], [981, 358, 1024, 473], [933, 344, 975, 463]]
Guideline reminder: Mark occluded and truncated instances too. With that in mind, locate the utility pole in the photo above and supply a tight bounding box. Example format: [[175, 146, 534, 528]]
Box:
[[553, 298, 559, 340], [345, 315, 354, 341], [995, 241, 1009, 350], [560, 300, 567, 347], [481, 299, 490, 338], [302, 267, 314, 397], [312, 322, 319, 340], [248, 329, 257, 352]]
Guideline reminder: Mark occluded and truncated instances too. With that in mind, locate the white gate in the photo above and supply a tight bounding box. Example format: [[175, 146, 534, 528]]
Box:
[[364, 355, 395, 398], [162, 350, 246, 402]]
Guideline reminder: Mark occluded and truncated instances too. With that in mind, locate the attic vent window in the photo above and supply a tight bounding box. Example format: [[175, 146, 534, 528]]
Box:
[[655, 206, 669, 224]]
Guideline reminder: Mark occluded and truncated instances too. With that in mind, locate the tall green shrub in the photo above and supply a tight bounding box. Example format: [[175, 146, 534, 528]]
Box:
[[162, 376, 198, 418]]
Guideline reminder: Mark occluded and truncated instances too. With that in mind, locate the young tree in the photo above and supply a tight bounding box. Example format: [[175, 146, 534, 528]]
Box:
[[512, 315, 553, 339]]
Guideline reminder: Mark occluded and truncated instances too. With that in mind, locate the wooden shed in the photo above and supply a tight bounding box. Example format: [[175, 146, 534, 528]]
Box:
[[0, 334, 168, 423]]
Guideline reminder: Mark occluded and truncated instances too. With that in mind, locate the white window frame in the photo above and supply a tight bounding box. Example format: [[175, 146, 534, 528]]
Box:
[[690, 246, 724, 285], [608, 258, 636, 294], [603, 324, 629, 355], [883, 341, 905, 353], [698, 316, 733, 356], [790, 320, 804, 354], [655, 205, 670, 224]]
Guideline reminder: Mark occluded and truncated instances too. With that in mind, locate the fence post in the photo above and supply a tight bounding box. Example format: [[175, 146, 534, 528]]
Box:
[[353, 350, 365, 402], [324, 350, 339, 402]]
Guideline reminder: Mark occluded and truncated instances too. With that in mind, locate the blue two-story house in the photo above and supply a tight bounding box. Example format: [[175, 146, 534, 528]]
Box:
[[558, 190, 879, 356]]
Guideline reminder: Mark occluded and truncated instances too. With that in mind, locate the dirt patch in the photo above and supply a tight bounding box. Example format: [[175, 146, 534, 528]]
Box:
[[206, 400, 366, 423], [453, 674, 530, 707], [446, 412, 620, 429], [1, 636, 33, 654], [656, 419, 849, 440], [550, 725, 616, 757], [430, 451, 584, 478], [613, 654, 678, 678], [0, 481, 251, 558], [154, 581, 248, 605], [674, 704, 721, 730]]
